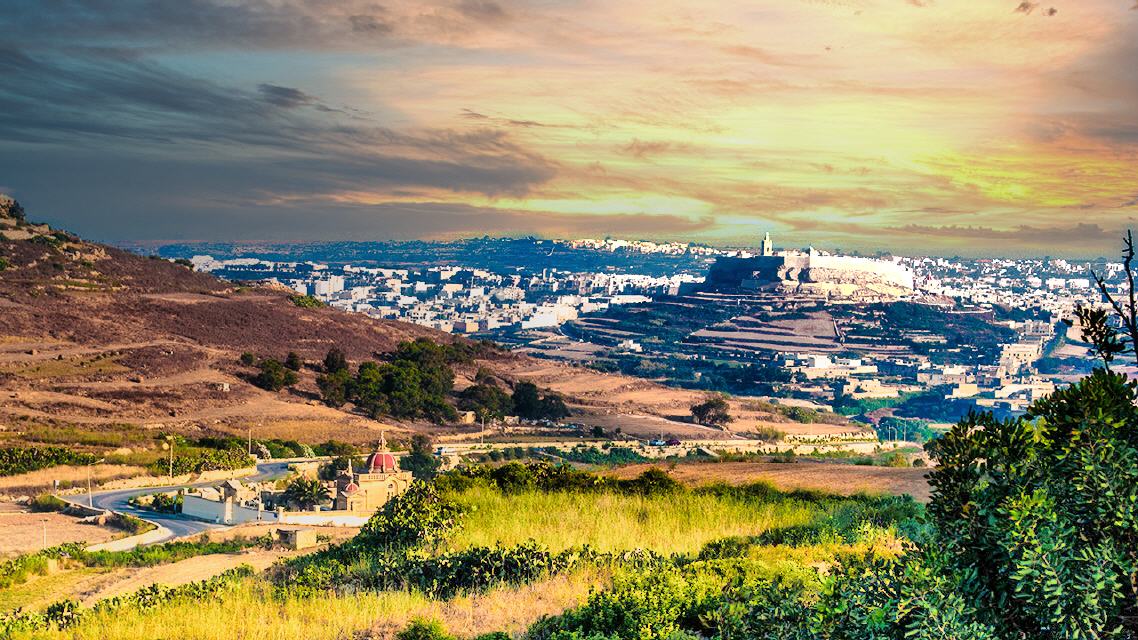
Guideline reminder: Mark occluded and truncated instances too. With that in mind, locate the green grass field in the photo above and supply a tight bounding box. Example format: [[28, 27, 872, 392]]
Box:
[[444, 485, 817, 554]]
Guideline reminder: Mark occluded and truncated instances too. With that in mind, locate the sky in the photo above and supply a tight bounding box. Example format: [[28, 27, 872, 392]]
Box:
[[1, 0, 1136, 257]]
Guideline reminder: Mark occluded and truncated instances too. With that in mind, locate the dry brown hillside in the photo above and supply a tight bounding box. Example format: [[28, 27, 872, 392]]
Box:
[[0, 201, 863, 451]]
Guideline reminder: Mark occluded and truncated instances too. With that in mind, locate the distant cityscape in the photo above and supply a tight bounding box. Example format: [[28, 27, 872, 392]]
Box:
[[168, 234, 1121, 425]]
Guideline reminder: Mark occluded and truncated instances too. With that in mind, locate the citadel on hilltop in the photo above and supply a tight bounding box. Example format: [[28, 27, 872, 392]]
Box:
[[704, 232, 915, 301]]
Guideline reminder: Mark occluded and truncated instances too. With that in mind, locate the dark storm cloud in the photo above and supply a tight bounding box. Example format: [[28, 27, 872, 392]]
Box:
[[257, 84, 318, 109], [0, 0, 396, 51], [0, 47, 557, 201], [0, 146, 699, 243]]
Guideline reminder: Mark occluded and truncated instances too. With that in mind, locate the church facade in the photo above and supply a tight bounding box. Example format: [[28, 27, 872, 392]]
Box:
[[333, 447, 414, 513]]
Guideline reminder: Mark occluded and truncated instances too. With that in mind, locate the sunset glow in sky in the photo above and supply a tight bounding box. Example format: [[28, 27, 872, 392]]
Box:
[[1, 0, 1137, 255]]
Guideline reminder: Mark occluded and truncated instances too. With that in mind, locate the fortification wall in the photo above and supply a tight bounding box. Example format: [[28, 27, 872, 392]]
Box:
[[803, 255, 913, 289]]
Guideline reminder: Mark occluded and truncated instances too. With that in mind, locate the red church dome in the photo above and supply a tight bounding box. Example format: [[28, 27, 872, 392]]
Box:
[[364, 451, 398, 473]]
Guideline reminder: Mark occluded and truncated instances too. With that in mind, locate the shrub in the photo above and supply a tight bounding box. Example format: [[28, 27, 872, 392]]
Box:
[[397, 619, 452, 640], [149, 448, 253, 476], [357, 481, 465, 550], [0, 446, 98, 477], [284, 351, 303, 371], [288, 294, 325, 308], [106, 513, 156, 536], [323, 347, 349, 373], [924, 368, 1138, 638], [253, 358, 298, 391], [29, 493, 68, 512]]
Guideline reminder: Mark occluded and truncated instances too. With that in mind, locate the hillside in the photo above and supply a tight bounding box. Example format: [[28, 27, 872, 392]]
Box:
[[0, 200, 857, 452]]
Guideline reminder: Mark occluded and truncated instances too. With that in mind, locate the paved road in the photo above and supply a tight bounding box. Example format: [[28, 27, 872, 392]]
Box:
[[62, 461, 292, 543]]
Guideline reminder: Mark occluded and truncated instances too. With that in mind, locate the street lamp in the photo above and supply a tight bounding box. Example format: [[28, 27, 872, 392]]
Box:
[[161, 435, 175, 480]]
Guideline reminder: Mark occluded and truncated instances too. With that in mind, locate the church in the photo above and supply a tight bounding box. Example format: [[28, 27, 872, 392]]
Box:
[[333, 441, 414, 513]]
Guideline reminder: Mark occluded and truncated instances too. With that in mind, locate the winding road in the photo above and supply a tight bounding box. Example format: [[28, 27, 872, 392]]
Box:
[[62, 461, 293, 544]]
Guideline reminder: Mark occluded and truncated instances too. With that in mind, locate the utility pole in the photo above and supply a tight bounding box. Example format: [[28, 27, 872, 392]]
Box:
[[86, 458, 104, 507]]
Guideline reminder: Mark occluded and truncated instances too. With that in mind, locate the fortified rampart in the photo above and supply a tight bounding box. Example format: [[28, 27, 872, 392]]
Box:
[[703, 242, 913, 300]]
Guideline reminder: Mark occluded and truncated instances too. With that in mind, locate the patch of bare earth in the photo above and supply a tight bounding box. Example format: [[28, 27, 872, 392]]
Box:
[[0, 503, 121, 555]]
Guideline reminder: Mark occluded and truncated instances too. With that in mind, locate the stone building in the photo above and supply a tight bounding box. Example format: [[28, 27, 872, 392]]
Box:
[[333, 443, 414, 512]]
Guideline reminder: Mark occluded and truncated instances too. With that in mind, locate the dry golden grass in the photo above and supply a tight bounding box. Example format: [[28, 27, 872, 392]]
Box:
[[0, 355, 126, 379], [12, 569, 609, 640], [445, 485, 816, 554], [0, 464, 147, 499]]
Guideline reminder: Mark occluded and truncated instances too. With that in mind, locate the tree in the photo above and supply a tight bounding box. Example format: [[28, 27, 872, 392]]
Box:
[[459, 383, 513, 424], [282, 477, 330, 510], [317, 369, 352, 408], [254, 358, 298, 391], [511, 382, 568, 420], [512, 382, 541, 419], [474, 366, 495, 385], [399, 434, 441, 481], [815, 231, 1138, 640], [1085, 229, 1138, 366], [284, 351, 303, 371], [691, 393, 733, 426], [239, 352, 256, 366], [393, 338, 455, 398], [538, 394, 570, 420], [324, 347, 348, 374], [924, 368, 1138, 638]]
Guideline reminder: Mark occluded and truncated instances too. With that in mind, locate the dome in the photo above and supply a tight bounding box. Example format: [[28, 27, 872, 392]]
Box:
[[342, 482, 359, 494], [364, 451, 398, 473]]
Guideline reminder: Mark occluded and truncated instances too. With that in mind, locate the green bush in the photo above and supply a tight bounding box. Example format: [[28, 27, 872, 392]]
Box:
[[396, 619, 452, 640], [288, 294, 325, 308], [149, 448, 253, 476], [358, 481, 465, 550], [29, 493, 68, 512], [253, 358, 298, 391], [0, 446, 98, 477]]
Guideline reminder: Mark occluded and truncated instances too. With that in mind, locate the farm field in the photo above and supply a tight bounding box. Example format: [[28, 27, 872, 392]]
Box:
[[608, 460, 932, 502]]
